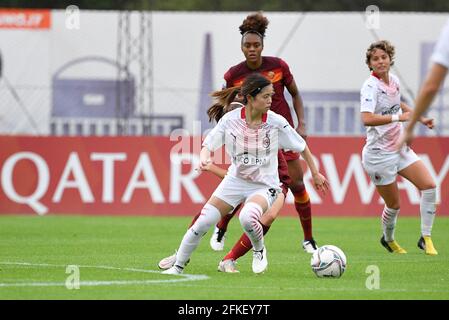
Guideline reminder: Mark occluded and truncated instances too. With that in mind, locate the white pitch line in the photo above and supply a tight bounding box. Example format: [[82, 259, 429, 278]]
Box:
[[0, 261, 209, 287]]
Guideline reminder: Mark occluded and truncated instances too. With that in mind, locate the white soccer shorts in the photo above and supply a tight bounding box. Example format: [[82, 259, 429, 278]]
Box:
[[362, 146, 420, 186], [211, 174, 280, 210]]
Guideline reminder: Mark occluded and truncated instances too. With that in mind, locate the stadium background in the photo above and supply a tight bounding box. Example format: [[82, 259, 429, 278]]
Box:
[[0, 5, 447, 217]]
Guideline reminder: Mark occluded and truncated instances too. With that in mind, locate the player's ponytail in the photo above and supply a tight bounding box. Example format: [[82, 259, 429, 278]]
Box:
[[207, 73, 271, 123], [207, 86, 240, 123]]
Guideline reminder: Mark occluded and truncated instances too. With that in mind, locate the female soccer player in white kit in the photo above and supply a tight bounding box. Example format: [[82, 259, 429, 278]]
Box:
[[360, 40, 438, 255], [163, 73, 328, 274]]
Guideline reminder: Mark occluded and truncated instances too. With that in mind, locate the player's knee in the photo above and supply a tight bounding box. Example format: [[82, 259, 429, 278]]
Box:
[[239, 202, 263, 230], [289, 181, 306, 195], [420, 182, 436, 191], [194, 203, 221, 233]]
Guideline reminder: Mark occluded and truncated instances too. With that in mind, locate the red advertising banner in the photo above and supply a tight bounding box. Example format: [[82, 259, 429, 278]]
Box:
[[0, 9, 51, 29], [0, 136, 447, 216]]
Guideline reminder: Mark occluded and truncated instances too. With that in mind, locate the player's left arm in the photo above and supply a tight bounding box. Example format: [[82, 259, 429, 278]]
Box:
[[299, 145, 329, 195], [286, 79, 307, 139], [277, 117, 328, 194], [400, 101, 434, 129]]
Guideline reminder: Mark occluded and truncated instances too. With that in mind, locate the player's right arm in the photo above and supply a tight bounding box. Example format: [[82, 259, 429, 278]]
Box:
[[201, 114, 227, 164], [200, 111, 230, 173], [200, 162, 228, 179]]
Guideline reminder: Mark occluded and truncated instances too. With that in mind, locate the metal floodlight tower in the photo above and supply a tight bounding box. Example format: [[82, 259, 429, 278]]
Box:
[[116, 10, 153, 135]]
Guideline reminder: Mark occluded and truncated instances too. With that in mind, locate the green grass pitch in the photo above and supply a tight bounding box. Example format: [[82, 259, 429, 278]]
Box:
[[0, 215, 448, 300]]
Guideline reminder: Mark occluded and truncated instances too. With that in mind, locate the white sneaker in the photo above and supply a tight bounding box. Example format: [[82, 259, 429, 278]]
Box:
[[302, 238, 318, 254], [161, 265, 183, 275], [210, 227, 226, 251], [158, 250, 190, 270], [252, 246, 268, 274], [218, 259, 239, 273], [158, 251, 176, 270]]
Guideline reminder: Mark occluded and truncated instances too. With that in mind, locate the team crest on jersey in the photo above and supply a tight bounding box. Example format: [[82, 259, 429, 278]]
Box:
[[374, 173, 382, 183], [263, 133, 270, 148], [267, 71, 275, 80]]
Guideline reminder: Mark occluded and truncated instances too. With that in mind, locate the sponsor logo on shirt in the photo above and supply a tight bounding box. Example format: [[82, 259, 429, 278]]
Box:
[[233, 154, 269, 166], [381, 104, 400, 115]]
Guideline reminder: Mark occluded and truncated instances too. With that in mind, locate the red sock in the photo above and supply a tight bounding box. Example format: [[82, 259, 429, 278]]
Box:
[[216, 204, 241, 231], [223, 223, 270, 261], [291, 184, 313, 240]]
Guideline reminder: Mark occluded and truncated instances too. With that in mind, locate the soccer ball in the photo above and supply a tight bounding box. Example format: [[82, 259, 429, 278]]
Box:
[[310, 245, 347, 278]]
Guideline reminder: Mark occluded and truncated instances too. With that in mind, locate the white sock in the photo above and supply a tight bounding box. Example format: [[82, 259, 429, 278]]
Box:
[[175, 203, 221, 267], [382, 206, 399, 242], [420, 188, 437, 237], [239, 202, 264, 251]]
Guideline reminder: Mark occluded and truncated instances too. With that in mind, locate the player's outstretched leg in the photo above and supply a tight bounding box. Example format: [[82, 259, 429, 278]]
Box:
[[158, 209, 204, 270], [288, 156, 317, 254], [291, 184, 317, 253], [162, 203, 221, 275]]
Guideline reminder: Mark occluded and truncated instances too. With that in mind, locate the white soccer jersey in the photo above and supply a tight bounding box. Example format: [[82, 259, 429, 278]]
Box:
[[203, 107, 306, 188], [360, 73, 403, 152], [432, 18, 449, 68]]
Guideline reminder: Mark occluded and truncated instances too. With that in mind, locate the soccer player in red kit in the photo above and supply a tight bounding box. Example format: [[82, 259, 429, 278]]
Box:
[[209, 12, 317, 253]]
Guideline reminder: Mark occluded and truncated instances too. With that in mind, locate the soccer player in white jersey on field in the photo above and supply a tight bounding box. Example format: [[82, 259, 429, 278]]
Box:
[[398, 18, 449, 147], [360, 40, 438, 255], [163, 73, 328, 275]]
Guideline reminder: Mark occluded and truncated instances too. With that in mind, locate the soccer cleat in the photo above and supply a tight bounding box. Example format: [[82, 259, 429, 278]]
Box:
[[161, 265, 184, 275], [217, 259, 239, 273], [158, 251, 176, 270], [210, 227, 226, 251], [380, 235, 407, 254], [418, 236, 438, 255], [252, 246, 268, 274], [158, 250, 190, 270], [302, 238, 318, 253]]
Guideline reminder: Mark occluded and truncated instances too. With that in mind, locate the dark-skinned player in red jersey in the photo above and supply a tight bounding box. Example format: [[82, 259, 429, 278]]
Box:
[[209, 12, 318, 254]]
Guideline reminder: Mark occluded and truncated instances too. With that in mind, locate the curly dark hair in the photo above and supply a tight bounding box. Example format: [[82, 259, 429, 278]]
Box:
[[239, 11, 269, 39], [365, 40, 395, 71]]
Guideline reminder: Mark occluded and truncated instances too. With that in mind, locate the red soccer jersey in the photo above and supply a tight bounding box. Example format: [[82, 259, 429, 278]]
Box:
[[277, 150, 291, 196], [224, 56, 295, 127]]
